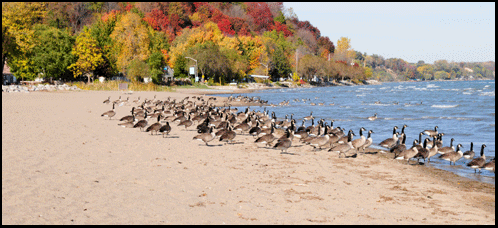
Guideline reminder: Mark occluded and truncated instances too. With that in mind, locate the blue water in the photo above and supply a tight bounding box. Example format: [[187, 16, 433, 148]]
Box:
[[217, 80, 495, 184]]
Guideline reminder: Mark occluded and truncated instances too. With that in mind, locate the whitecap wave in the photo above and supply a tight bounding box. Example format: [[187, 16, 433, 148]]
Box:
[[431, 104, 459, 108]]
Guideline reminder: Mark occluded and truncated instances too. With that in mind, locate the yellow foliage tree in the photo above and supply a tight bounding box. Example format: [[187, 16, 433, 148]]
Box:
[[110, 11, 150, 79], [335, 37, 356, 63], [68, 27, 104, 83]]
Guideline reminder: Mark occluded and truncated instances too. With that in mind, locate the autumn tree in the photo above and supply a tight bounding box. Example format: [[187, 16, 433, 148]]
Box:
[[32, 24, 75, 80], [68, 26, 104, 83], [335, 37, 356, 63], [110, 11, 151, 81], [245, 2, 274, 33], [2, 2, 46, 80]]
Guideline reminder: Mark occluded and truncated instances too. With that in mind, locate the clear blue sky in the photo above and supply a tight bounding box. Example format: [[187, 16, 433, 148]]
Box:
[[283, 2, 495, 64]]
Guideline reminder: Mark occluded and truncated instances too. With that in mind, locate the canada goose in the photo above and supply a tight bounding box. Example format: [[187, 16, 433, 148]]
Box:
[[328, 130, 355, 154], [248, 121, 261, 138], [414, 132, 424, 151], [438, 138, 455, 154], [367, 113, 377, 121], [112, 96, 122, 105], [351, 127, 367, 149], [307, 125, 330, 151], [133, 112, 148, 131], [274, 137, 292, 153], [193, 126, 216, 146], [103, 96, 111, 104], [133, 96, 141, 104], [394, 140, 419, 164], [178, 114, 193, 130], [467, 144, 486, 173], [118, 115, 135, 128], [422, 126, 438, 137], [435, 133, 445, 148], [427, 136, 439, 162], [439, 143, 464, 165], [145, 116, 162, 135], [390, 133, 407, 157], [258, 122, 275, 137], [483, 158, 495, 173], [303, 111, 313, 121], [234, 117, 252, 134], [219, 126, 237, 144], [254, 127, 276, 148], [119, 107, 136, 122], [101, 103, 116, 120], [379, 126, 399, 149], [462, 142, 475, 160], [359, 130, 374, 152], [415, 138, 431, 164], [159, 122, 172, 137], [296, 120, 306, 132]]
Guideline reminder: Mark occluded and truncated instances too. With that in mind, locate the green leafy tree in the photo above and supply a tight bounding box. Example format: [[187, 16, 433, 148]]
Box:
[[147, 51, 165, 84], [32, 24, 75, 80], [68, 26, 105, 83], [127, 59, 150, 82], [173, 54, 188, 78]]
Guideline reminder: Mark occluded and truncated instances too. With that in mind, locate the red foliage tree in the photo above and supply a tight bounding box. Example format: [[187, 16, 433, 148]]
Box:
[[217, 18, 235, 36], [317, 36, 335, 53], [271, 21, 292, 37], [245, 2, 274, 33]]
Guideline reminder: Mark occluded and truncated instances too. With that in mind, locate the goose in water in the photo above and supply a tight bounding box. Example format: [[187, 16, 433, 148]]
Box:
[[462, 142, 475, 160], [467, 144, 486, 173], [303, 111, 313, 121], [101, 103, 116, 120], [439, 143, 464, 165], [483, 158, 495, 173], [367, 113, 377, 121], [379, 126, 399, 149], [438, 138, 455, 154], [422, 126, 438, 137]]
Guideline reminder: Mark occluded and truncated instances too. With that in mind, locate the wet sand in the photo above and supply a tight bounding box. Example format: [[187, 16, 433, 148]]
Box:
[[2, 90, 494, 224]]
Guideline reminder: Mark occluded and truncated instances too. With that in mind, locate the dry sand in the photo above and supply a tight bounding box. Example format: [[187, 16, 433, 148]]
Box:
[[2, 90, 495, 225]]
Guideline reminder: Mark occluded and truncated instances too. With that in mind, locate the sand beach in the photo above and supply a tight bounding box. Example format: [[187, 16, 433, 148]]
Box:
[[2, 89, 495, 224]]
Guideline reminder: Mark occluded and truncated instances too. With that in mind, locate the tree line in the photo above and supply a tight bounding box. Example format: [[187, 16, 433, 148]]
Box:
[[2, 2, 494, 85]]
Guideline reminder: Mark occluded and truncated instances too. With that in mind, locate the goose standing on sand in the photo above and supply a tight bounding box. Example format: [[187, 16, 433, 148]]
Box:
[[103, 96, 111, 104], [351, 127, 367, 149], [422, 126, 439, 137], [145, 116, 162, 135], [394, 140, 419, 164], [415, 138, 431, 164], [119, 107, 136, 122], [118, 115, 136, 128], [467, 144, 487, 173], [379, 126, 399, 149], [307, 125, 330, 151], [367, 113, 377, 121], [193, 126, 216, 146], [439, 143, 464, 165], [159, 122, 172, 137], [133, 112, 148, 131], [427, 136, 439, 163], [219, 126, 237, 145], [390, 133, 406, 157], [328, 130, 355, 154], [254, 126, 276, 148], [359, 130, 374, 152], [462, 142, 475, 160], [178, 114, 193, 130], [274, 136, 292, 153], [101, 103, 116, 120], [438, 138, 455, 154]]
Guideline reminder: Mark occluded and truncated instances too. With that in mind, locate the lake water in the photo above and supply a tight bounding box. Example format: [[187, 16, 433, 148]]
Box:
[[216, 80, 495, 184]]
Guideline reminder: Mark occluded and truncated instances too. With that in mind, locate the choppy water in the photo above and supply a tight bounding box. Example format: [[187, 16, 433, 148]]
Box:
[[217, 80, 495, 184]]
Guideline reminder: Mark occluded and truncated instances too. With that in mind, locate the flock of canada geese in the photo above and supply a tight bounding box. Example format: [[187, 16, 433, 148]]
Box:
[[101, 94, 495, 174]]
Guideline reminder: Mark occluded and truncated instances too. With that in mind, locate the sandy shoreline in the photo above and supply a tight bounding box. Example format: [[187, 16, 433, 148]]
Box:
[[2, 90, 494, 224]]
